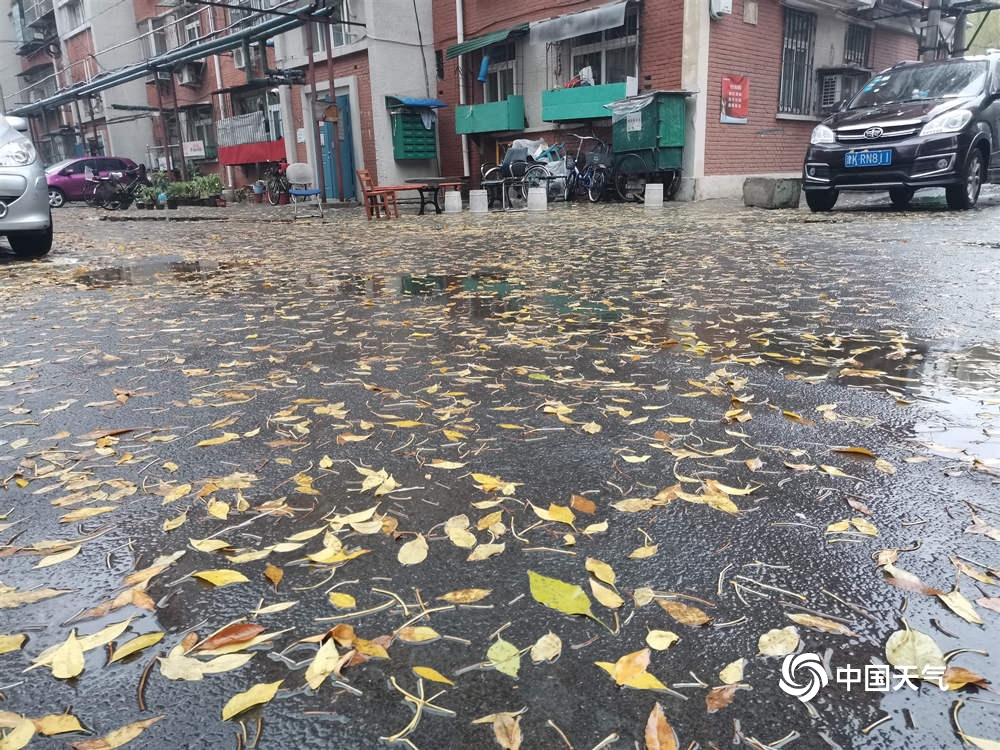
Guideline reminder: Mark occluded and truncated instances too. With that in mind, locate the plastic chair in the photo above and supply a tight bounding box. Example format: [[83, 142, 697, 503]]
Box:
[[285, 162, 324, 218]]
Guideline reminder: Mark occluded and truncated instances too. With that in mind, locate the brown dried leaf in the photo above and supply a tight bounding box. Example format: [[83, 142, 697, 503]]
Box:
[[706, 685, 740, 713], [883, 564, 943, 596], [491, 713, 522, 750], [196, 623, 265, 652], [610, 648, 650, 686], [942, 666, 990, 691], [786, 612, 858, 637], [657, 600, 712, 626], [437, 588, 492, 604], [644, 702, 678, 750], [570, 494, 596, 514]]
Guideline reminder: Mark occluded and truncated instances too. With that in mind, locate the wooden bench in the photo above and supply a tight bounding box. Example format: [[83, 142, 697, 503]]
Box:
[[357, 170, 464, 218]]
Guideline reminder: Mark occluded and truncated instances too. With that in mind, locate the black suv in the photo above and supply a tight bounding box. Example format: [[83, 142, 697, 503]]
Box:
[[803, 52, 1000, 211]]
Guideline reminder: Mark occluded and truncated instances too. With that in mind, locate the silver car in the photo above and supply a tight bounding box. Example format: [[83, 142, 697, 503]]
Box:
[[0, 116, 52, 257]]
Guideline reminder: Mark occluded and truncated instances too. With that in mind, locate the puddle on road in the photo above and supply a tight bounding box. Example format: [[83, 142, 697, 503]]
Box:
[[911, 343, 1000, 463], [71, 258, 259, 288]]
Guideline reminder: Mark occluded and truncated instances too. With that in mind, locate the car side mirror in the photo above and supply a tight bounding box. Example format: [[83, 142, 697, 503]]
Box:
[[4, 116, 29, 133]]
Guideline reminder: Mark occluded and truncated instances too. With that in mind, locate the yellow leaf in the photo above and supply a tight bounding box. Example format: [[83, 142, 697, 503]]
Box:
[[0, 719, 34, 750], [581, 422, 602, 434], [49, 631, 85, 679], [820, 465, 849, 477], [196, 432, 239, 447], [191, 569, 249, 587], [163, 512, 187, 532], [546, 503, 576, 526], [437, 588, 491, 604], [719, 658, 746, 685], [620, 454, 650, 463], [396, 626, 439, 643], [428, 459, 466, 470], [221, 680, 282, 721], [629, 544, 658, 559], [398, 534, 429, 566], [832, 446, 874, 457], [328, 592, 356, 610], [0, 634, 26, 655], [387, 420, 423, 428], [413, 666, 453, 685], [59, 506, 117, 523], [874, 458, 895, 475], [33, 713, 84, 736], [528, 570, 593, 618], [826, 519, 851, 533], [785, 612, 858, 637], [586, 557, 616, 586], [304, 640, 340, 690], [109, 632, 164, 663], [758, 626, 799, 657], [645, 630, 679, 651], [162, 483, 192, 504], [206, 499, 230, 520], [189, 537, 230, 552], [590, 579, 625, 609], [67, 716, 163, 750], [529, 632, 562, 663], [252, 601, 298, 616], [938, 588, 984, 625], [35, 545, 81, 569], [486, 638, 520, 678], [850, 517, 879, 537], [467, 543, 505, 561]]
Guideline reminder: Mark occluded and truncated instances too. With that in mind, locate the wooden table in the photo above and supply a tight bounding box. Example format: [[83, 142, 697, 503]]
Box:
[[404, 177, 465, 214]]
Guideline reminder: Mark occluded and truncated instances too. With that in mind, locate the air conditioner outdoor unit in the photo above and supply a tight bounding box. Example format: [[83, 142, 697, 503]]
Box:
[[820, 73, 846, 111], [177, 63, 202, 87]]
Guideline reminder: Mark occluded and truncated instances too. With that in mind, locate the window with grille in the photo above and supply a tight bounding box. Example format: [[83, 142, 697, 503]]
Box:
[[568, 8, 638, 85], [779, 8, 816, 115], [844, 24, 871, 67], [64, 0, 85, 29]]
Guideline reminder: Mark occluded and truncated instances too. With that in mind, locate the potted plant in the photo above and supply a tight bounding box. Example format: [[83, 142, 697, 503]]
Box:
[[138, 186, 158, 209], [202, 174, 223, 206], [165, 181, 184, 209]]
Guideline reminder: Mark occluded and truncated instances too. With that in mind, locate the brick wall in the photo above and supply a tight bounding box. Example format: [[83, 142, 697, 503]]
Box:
[[703, 1, 918, 176]]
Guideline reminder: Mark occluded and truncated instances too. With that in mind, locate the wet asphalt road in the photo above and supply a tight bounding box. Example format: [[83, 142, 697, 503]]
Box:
[[0, 189, 999, 750]]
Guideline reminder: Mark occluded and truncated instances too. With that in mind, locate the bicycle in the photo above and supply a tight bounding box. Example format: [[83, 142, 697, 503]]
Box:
[[481, 148, 553, 209], [563, 134, 612, 203], [613, 151, 681, 202], [264, 160, 290, 205], [87, 164, 148, 210]]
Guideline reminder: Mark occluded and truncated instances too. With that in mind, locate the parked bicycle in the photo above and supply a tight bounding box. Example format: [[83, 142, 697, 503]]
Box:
[[563, 134, 612, 203], [264, 160, 291, 205], [481, 147, 553, 209], [87, 164, 148, 210]]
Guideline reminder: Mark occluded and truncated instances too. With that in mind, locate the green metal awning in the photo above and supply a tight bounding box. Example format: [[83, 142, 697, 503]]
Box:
[[445, 23, 529, 60]]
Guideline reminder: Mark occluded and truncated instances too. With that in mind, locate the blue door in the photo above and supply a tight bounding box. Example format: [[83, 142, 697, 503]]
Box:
[[321, 94, 355, 200]]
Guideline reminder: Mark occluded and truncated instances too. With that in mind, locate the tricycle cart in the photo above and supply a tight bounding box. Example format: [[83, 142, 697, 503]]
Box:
[[606, 90, 695, 202]]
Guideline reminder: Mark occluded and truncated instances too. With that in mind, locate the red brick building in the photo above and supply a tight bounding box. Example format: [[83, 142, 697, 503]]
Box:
[[432, 0, 919, 198]]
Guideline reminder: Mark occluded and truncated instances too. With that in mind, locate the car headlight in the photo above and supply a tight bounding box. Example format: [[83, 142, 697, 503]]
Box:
[[810, 124, 835, 145], [920, 109, 973, 136], [0, 139, 38, 167]]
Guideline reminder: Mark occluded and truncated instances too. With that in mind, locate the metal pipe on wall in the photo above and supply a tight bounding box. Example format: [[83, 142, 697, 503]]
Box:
[[456, 0, 470, 178]]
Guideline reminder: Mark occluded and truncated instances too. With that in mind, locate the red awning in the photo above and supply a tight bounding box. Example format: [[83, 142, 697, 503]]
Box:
[[218, 138, 286, 166]]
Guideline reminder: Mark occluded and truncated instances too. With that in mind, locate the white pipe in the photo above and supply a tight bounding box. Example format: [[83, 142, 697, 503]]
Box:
[[456, 0, 470, 178], [207, 6, 234, 189]]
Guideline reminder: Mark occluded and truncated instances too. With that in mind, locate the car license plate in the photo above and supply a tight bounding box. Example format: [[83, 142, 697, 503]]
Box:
[[845, 149, 892, 168]]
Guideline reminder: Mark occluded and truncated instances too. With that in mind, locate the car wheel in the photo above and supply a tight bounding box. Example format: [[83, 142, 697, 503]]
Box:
[[48, 187, 66, 208], [805, 189, 838, 212], [889, 187, 913, 209], [7, 222, 53, 258], [945, 148, 984, 210]]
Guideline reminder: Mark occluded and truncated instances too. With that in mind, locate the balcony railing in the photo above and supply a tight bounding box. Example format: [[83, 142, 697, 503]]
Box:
[[541, 83, 628, 122], [23, 0, 54, 28], [215, 111, 271, 147], [454, 96, 525, 135]]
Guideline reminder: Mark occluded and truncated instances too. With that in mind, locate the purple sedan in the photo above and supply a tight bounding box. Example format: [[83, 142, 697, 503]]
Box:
[[45, 155, 141, 207]]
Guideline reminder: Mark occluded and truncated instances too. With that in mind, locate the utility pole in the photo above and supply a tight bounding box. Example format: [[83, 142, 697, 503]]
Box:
[[924, 0, 942, 60]]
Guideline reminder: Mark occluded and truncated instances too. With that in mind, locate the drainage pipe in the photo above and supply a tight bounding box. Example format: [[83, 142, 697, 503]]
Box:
[[456, 0, 469, 178]]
